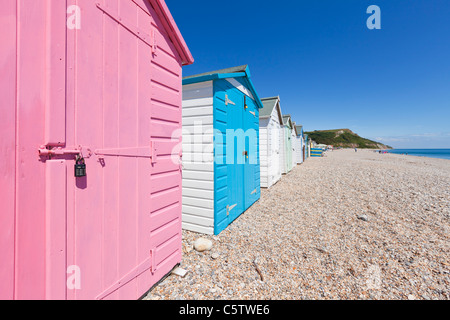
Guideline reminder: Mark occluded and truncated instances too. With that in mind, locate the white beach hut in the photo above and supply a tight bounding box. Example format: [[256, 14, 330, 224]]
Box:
[[259, 97, 284, 188]]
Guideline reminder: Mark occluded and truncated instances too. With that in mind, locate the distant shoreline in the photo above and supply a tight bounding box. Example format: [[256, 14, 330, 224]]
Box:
[[384, 148, 450, 161], [332, 148, 450, 161]]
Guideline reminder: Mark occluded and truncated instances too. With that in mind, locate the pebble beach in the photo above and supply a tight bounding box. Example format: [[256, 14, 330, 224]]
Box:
[[144, 149, 450, 300]]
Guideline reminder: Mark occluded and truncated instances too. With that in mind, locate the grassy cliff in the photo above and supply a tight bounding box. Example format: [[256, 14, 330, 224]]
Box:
[[305, 129, 392, 149]]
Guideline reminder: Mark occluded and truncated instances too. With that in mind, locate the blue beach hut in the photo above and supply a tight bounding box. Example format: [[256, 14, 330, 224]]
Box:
[[181, 65, 263, 235]]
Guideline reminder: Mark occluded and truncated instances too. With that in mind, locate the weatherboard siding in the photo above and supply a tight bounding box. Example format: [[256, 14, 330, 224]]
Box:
[[182, 81, 215, 235]]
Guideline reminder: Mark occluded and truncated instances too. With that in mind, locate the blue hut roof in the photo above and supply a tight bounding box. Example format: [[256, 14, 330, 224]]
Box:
[[183, 65, 264, 109]]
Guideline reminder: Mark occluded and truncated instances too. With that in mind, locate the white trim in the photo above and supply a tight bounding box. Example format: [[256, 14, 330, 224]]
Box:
[[225, 78, 255, 100]]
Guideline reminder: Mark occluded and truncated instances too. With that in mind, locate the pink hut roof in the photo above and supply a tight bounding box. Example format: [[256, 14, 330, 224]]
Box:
[[150, 0, 194, 66]]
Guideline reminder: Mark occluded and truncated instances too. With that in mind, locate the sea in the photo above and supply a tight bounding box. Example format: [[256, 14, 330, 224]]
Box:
[[387, 149, 450, 160]]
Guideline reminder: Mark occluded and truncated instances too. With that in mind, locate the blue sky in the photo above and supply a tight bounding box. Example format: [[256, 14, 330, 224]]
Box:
[[168, 0, 450, 148]]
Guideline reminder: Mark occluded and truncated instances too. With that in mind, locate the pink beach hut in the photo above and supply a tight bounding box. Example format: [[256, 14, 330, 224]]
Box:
[[0, 0, 193, 300]]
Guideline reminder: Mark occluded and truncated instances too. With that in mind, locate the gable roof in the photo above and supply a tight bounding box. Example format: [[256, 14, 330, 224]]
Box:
[[292, 122, 298, 135], [295, 125, 304, 136], [150, 0, 194, 66], [282, 115, 293, 129], [260, 97, 277, 117], [182, 65, 263, 109], [282, 115, 290, 123], [260, 96, 283, 124]]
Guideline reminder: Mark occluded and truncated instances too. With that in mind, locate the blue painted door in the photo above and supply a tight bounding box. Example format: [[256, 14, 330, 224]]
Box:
[[243, 97, 259, 209], [212, 79, 261, 234], [226, 87, 245, 223]]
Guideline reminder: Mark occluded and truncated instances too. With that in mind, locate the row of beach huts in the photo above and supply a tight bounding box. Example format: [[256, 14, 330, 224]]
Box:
[[181, 65, 313, 235], [1, 0, 315, 300]]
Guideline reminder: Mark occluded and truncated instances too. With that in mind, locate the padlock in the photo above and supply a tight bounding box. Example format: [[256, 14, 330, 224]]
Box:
[[74, 156, 86, 178]]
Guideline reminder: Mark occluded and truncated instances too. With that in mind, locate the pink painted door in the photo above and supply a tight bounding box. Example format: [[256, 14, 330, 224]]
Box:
[[1, 0, 184, 300], [62, 0, 184, 300]]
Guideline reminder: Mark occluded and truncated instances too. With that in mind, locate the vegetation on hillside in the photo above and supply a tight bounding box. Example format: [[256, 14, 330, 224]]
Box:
[[305, 129, 392, 149]]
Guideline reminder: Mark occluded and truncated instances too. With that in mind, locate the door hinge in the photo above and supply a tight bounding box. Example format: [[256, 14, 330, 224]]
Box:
[[94, 141, 157, 163], [96, 2, 156, 55], [226, 204, 237, 216], [95, 250, 156, 300], [179, 150, 184, 171], [150, 249, 156, 274], [225, 95, 235, 106], [151, 29, 157, 54]]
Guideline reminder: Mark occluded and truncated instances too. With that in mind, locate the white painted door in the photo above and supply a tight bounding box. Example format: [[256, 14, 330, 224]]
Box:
[[271, 125, 280, 182], [279, 127, 285, 174]]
